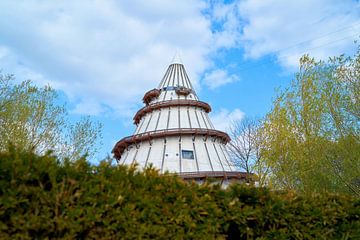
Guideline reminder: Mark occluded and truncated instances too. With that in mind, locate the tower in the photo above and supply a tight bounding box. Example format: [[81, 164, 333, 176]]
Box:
[[112, 57, 248, 183]]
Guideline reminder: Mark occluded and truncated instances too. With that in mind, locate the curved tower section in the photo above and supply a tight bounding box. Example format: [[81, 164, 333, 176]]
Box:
[[112, 59, 247, 181]]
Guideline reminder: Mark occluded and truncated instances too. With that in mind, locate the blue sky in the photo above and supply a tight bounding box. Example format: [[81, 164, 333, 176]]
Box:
[[0, 0, 359, 162]]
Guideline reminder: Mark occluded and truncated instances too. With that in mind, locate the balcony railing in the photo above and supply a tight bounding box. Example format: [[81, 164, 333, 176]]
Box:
[[177, 171, 250, 180], [112, 128, 230, 160], [133, 99, 211, 124], [143, 88, 161, 105]]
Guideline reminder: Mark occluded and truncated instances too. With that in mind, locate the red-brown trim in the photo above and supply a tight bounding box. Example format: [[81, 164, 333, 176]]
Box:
[[177, 171, 251, 180], [112, 128, 230, 160], [143, 89, 161, 105], [134, 100, 211, 124], [175, 87, 191, 96]]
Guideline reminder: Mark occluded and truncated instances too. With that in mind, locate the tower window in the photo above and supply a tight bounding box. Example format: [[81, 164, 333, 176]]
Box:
[[181, 150, 194, 159]]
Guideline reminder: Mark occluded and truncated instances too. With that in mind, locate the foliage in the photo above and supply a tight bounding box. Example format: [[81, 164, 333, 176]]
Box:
[[228, 117, 269, 186], [260, 45, 360, 196], [0, 148, 359, 239], [0, 73, 102, 160]]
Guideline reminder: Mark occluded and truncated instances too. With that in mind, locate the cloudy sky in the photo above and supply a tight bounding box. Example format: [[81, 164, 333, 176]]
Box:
[[1, 0, 359, 161]]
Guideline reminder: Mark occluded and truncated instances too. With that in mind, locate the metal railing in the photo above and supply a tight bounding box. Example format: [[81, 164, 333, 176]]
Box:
[[177, 171, 250, 180], [142, 88, 161, 105], [112, 128, 230, 160], [133, 99, 211, 124]]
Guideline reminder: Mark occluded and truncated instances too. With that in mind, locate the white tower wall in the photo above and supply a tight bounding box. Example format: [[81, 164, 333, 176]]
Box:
[[120, 136, 233, 173]]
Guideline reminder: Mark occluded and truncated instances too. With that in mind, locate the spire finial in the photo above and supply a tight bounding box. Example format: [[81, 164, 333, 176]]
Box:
[[171, 51, 183, 64]]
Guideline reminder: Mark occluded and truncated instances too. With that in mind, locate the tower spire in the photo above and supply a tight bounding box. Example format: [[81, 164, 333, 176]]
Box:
[[158, 54, 195, 92]]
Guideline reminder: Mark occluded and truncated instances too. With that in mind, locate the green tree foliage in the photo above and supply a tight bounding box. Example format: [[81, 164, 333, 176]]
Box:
[[0, 73, 102, 160], [261, 45, 360, 196], [0, 148, 359, 239]]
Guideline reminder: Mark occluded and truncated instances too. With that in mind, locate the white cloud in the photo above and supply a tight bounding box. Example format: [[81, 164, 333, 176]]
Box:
[[71, 99, 104, 116], [0, 0, 358, 118], [203, 69, 239, 89], [237, 0, 360, 68], [211, 108, 245, 132], [207, 1, 242, 49], [0, 0, 229, 116]]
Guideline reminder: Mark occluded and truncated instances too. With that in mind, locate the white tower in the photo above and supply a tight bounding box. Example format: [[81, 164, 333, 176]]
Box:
[[112, 58, 247, 182]]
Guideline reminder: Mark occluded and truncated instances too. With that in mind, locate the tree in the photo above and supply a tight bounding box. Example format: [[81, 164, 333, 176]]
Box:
[[0, 72, 102, 161], [261, 45, 360, 196], [227, 117, 269, 186]]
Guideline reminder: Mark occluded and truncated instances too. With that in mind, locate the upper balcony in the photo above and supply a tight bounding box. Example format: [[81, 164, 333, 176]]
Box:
[[142, 88, 161, 105]]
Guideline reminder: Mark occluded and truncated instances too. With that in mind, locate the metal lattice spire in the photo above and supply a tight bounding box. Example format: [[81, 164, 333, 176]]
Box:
[[158, 52, 193, 91]]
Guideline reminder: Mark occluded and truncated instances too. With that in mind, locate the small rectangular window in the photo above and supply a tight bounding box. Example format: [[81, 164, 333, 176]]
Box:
[[182, 150, 194, 159]]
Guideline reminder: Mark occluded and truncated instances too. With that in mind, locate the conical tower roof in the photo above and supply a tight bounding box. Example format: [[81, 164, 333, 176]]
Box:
[[112, 58, 248, 182], [158, 56, 195, 91]]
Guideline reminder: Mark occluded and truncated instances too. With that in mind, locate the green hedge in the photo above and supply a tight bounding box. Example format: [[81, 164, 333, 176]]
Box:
[[0, 147, 359, 239]]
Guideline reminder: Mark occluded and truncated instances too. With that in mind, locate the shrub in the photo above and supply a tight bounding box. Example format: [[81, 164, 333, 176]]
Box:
[[0, 147, 359, 239]]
